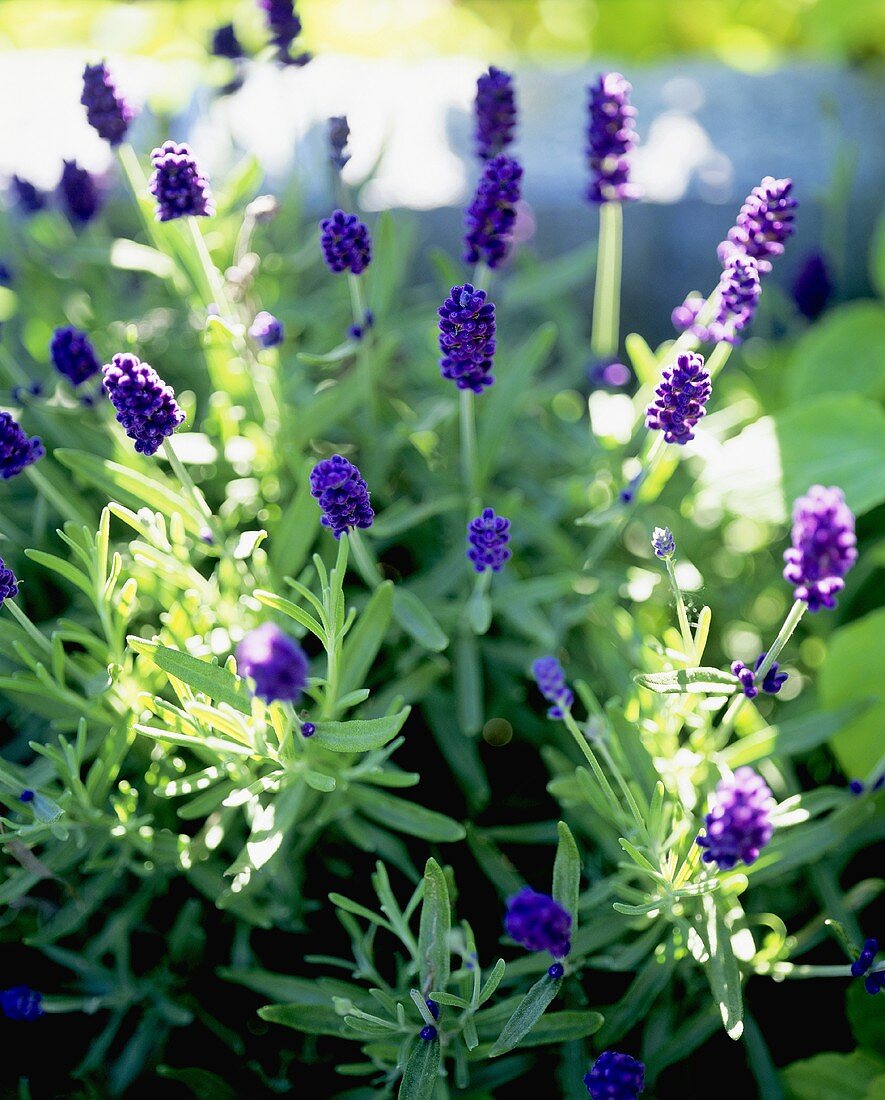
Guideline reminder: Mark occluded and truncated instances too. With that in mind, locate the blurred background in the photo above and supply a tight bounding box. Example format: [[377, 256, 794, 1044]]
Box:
[[1, 0, 883, 342]]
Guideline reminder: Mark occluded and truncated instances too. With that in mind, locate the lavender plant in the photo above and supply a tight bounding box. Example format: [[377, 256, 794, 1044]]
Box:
[[0, 29, 882, 1100]]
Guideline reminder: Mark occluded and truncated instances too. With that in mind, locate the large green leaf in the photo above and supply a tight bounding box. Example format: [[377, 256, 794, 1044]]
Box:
[[488, 971, 563, 1057], [782, 1050, 885, 1100], [398, 1036, 440, 1100], [257, 1003, 343, 1037], [634, 667, 737, 694], [128, 638, 253, 715], [787, 302, 885, 402], [418, 858, 451, 993], [339, 581, 394, 695], [551, 821, 581, 935], [312, 708, 410, 753], [352, 788, 465, 842]]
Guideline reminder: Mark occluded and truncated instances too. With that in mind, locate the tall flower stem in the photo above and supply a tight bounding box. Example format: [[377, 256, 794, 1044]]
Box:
[[320, 534, 350, 719], [347, 273, 378, 425], [3, 598, 53, 656], [665, 556, 695, 660], [347, 528, 382, 591], [460, 389, 480, 511], [187, 217, 233, 317], [591, 201, 623, 360], [717, 598, 807, 740], [162, 439, 224, 549], [561, 710, 629, 824], [471, 261, 491, 291], [706, 340, 733, 381]]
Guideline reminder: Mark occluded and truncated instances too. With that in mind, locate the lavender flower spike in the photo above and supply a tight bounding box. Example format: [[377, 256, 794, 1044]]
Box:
[[463, 154, 523, 269], [320, 210, 372, 275], [851, 938, 878, 978], [645, 351, 711, 445], [11, 176, 46, 215], [0, 556, 19, 607], [102, 353, 185, 456], [50, 326, 101, 386], [707, 252, 762, 345], [81, 62, 135, 146], [467, 508, 511, 573], [584, 1051, 645, 1100], [249, 311, 284, 348], [532, 656, 573, 720], [505, 887, 572, 958], [696, 766, 775, 869], [783, 485, 857, 612], [236, 623, 308, 704], [59, 160, 102, 225], [212, 24, 245, 60], [0, 412, 44, 479], [149, 142, 214, 222], [474, 66, 517, 161], [259, 0, 310, 65], [328, 116, 351, 171], [309, 455, 374, 538], [719, 176, 797, 273], [438, 283, 496, 394], [651, 527, 675, 559], [586, 72, 640, 205]]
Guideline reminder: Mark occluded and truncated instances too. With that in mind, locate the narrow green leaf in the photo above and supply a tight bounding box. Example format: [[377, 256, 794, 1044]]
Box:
[[127, 638, 253, 714], [312, 707, 410, 753], [340, 581, 394, 695], [352, 788, 465, 842], [702, 894, 744, 1040], [253, 590, 326, 644], [552, 821, 581, 936], [489, 971, 562, 1057], [477, 959, 506, 1006], [625, 332, 660, 386], [501, 1009, 604, 1048], [634, 667, 738, 695], [418, 858, 451, 993], [392, 589, 448, 652], [24, 551, 93, 598], [398, 1037, 441, 1100], [258, 1003, 344, 1037]]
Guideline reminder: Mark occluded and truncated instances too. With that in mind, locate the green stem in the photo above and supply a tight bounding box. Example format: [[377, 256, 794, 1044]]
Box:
[[459, 389, 480, 511], [162, 439, 224, 548], [24, 464, 92, 528], [321, 536, 350, 719], [187, 217, 232, 317], [471, 261, 490, 291], [347, 273, 377, 425], [3, 598, 53, 656], [561, 710, 625, 822], [591, 201, 623, 360], [718, 598, 807, 739], [706, 340, 733, 381], [665, 557, 695, 660]]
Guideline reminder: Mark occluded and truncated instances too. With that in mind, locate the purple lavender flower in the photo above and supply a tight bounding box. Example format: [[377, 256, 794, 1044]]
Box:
[[866, 972, 884, 995], [708, 252, 761, 344], [102, 353, 185, 456], [0, 261, 12, 284], [504, 887, 572, 958], [849, 779, 865, 796], [438, 283, 496, 394], [754, 652, 788, 694], [0, 556, 19, 606], [548, 962, 565, 979], [59, 160, 102, 225], [50, 326, 100, 386], [11, 175, 47, 214], [328, 116, 351, 171], [645, 351, 711, 445], [212, 23, 245, 60], [149, 142, 214, 222], [792, 251, 833, 321], [301, 721, 316, 737], [259, 0, 310, 64], [249, 311, 284, 348], [309, 455, 374, 538], [81, 62, 135, 146], [585, 72, 640, 205], [419, 1025, 438, 1040], [319, 210, 372, 275], [463, 154, 523, 269], [719, 176, 797, 274], [783, 485, 857, 612], [730, 661, 759, 699], [474, 66, 517, 161], [671, 293, 705, 337], [696, 767, 775, 869], [584, 1051, 645, 1100], [651, 527, 675, 559], [236, 622, 308, 704], [348, 310, 374, 341], [589, 359, 633, 390], [532, 656, 574, 720], [0, 986, 43, 1021], [467, 508, 511, 573], [0, 412, 44, 479], [425, 998, 440, 1020], [851, 938, 878, 978]]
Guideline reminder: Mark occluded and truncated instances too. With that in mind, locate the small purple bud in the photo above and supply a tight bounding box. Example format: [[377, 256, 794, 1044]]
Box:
[[301, 721, 316, 738], [419, 1024, 438, 1041], [547, 962, 565, 979], [19, 789, 35, 803]]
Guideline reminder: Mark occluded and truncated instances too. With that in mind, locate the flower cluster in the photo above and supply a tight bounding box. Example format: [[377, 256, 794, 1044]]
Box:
[[212, 23, 245, 60], [236, 623, 308, 704], [585, 72, 640, 205], [259, 0, 310, 65], [792, 251, 832, 321], [696, 767, 775, 870], [532, 656, 574, 720], [474, 66, 517, 160], [59, 160, 102, 225], [0, 411, 44, 480], [320, 210, 372, 275], [463, 154, 523, 269], [50, 326, 100, 386], [783, 485, 857, 612], [466, 508, 511, 573], [651, 527, 675, 559], [719, 176, 797, 274], [102, 353, 185, 456], [0, 986, 43, 1021], [81, 61, 135, 146], [309, 455, 374, 538], [437, 283, 496, 393], [584, 1051, 646, 1100], [645, 351, 711, 445], [149, 142, 214, 222], [328, 115, 351, 170], [707, 252, 762, 344], [504, 887, 572, 958], [0, 556, 18, 607], [249, 311, 284, 348], [11, 175, 46, 214], [731, 654, 788, 699]]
